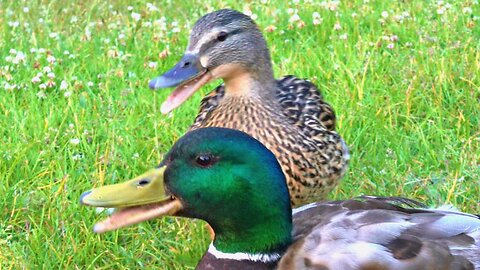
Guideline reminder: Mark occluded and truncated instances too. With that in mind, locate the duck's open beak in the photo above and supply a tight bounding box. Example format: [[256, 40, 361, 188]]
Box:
[[80, 166, 183, 233], [149, 53, 213, 114]]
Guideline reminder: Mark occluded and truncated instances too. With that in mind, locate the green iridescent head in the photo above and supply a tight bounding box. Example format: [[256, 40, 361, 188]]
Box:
[[81, 127, 292, 255]]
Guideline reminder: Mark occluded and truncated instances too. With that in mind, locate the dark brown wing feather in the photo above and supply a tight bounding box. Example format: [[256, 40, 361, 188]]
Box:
[[278, 197, 480, 270], [276, 75, 336, 132]]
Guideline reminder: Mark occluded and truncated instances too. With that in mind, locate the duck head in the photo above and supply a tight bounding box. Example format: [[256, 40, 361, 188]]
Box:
[[81, 127, 292, 255], [149, 9, 275, 114]]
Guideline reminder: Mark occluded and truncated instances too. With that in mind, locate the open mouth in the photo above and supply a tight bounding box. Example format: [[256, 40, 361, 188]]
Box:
[[92, 197, 182, 233], [80, 166, 183, 233], [160, 69, 213, 114]]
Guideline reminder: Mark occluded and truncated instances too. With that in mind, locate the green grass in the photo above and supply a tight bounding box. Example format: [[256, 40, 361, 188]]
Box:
[[1, 0, 479, 268]]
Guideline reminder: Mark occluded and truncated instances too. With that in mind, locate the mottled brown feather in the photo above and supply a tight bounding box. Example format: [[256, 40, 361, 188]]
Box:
[[190, 75, 349, 206]]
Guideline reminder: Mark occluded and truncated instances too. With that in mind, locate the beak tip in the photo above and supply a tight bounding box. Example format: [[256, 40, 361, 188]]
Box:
[[148, 78, 160, 90], [80, 190, 92, 205]]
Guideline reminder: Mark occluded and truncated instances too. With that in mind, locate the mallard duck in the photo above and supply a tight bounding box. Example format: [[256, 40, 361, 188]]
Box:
[[81, 127, 480, 270], [148, 9, 349, 206]]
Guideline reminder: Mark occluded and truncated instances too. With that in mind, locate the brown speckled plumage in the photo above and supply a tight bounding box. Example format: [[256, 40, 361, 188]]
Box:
[[190, 76, 348, 205]]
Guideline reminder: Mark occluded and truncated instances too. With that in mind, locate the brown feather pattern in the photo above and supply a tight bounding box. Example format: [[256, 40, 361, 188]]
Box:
[[190, 75, 349, 206]]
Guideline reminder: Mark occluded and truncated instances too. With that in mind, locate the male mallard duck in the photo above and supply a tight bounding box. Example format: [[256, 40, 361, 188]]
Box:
[[81, 128, 480, 270], [148, 9, 349, 205]]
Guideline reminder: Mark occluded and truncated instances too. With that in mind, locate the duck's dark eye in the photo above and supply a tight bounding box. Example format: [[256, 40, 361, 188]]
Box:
[[195, 154, 214, 167], [216, 31, 228, 42]]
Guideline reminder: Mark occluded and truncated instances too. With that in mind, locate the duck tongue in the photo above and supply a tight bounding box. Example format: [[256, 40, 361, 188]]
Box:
[[161, 71, 213, 114]]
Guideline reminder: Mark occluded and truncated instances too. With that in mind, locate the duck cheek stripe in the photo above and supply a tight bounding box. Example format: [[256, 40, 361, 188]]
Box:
[[208, 243, 281, 263]]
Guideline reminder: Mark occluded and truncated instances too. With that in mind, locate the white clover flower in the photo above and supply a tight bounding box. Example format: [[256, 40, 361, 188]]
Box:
[[31, 76, 41, 83], [70, 16, 78, 23], [39, 83, 47, 89], [9, 49, 17, 54], [289, 14, 301, 23], [339, 33, 348, 40], [381, 11, 389, 18], [49, 32, 58, 39], [47, 72, 55, 79], [30, 48, 37, 54], [72, 153, 84, 160], [12, 52, 26, 64], [43, 66, 52, 73], [64, 91, 72, 97], [387, 43, 394, 49], [23, 7, 29, 13], [8, 21, 20, 28], [36, 90, 47, 99], [60, 80, 68, 90], [46, 55, 56, 64], [131, 12, 141, 21], [87, 81, 94, 87], [70, 138, 80, 145], [148, 62, 158, 69], [46, 80, 55, 88], [5, 56, 13, 63], [38, 48, 46, 54], [63, 50, 70, 55], [127, 6, 134, 11], [3, 82, 12, 90], [333, 22, 342, 30], [462, 7, 473, 14], [146, 3, 159, 12]]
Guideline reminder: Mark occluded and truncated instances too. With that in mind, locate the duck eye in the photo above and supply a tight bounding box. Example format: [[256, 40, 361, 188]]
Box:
[[195, 154, 214, 167], [216, 31, 228, 42]]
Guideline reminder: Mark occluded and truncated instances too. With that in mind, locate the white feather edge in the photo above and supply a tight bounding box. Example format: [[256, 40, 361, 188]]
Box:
[[208, 243, 281, 263]]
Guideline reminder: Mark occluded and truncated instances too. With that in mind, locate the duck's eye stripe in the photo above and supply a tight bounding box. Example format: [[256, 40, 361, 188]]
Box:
[[198, 29, 243, 53]]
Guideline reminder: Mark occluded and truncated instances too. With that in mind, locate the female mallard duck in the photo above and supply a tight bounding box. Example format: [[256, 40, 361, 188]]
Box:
[[148, 9, 349, 206], [81, 128, 480, 270]]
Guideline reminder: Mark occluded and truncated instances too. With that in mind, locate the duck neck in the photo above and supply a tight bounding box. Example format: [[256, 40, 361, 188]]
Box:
[[222, 63, 277, 102], [207, 197, 292, 260]]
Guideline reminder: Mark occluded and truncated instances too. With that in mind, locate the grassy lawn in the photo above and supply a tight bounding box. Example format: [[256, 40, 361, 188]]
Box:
[[1, 0, 479, 269]]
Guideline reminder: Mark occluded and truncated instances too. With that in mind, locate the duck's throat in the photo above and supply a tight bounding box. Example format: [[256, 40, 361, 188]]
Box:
[[216, 65, 276, 99]]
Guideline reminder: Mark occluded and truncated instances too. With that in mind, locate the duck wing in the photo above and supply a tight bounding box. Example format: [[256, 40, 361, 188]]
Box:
[[279, 196, 480, 270], [276, 75, 336, 132]]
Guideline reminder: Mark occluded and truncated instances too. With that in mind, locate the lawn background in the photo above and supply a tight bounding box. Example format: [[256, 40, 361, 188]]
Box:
[[1, 0, 479, 269]]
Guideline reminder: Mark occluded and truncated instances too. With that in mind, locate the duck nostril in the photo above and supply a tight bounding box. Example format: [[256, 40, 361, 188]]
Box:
[[182, 61, 191, 68], [138, 179, 150, 186]]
